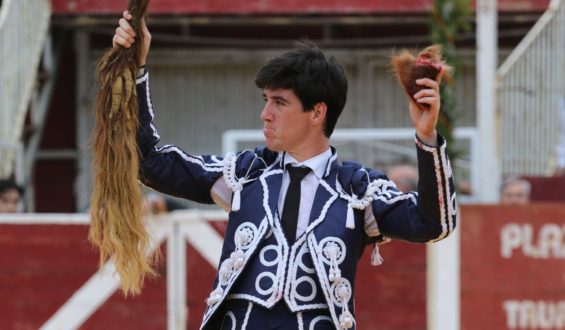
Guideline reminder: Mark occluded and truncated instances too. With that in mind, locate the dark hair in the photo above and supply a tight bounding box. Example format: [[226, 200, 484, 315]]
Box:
[[255, 41, 348, 137], [0, 179, 23, 196]]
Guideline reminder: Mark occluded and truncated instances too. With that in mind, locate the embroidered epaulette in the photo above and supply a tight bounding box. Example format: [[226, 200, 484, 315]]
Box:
[[337, 161, 393, 266], [223, 148, 276, 211], [336, 161, 382, 228]]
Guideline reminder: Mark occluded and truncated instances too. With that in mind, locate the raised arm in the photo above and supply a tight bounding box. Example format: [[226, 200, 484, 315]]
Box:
[[113, 12, 225, 203], [113, 10, 150, 66], [343, 68, 456, 244]]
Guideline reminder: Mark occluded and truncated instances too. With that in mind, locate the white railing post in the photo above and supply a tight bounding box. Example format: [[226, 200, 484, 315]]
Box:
[[167, 219, 187, 330], [427, 217, 461, 330], [476, 0, 500, 203]]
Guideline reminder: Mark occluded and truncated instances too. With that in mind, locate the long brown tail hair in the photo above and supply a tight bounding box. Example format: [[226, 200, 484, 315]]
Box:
[[89, 0, 153, 296]]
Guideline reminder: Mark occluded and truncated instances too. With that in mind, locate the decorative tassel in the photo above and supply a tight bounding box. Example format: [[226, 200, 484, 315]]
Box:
[[345, 193, 357, 229], [370, 243, 384, 266], [231, 185, 241, 212], [339, 310, 354, 329], [206, 287, 224, 306], [345, 204, 355, 229]]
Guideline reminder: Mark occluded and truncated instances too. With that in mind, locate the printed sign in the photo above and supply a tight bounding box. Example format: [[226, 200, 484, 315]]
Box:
[[461, 204, 565, 329]]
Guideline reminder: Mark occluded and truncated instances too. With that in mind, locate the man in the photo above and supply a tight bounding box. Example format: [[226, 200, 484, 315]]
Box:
[[386, 164, 418, 193], [0, 179, 23, 213], [500, 177, 531, 205], [113, 11, 456, 330]]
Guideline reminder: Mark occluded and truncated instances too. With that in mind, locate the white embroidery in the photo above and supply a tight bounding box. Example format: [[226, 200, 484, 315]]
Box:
[[440, 148, 455, 234], [154, 145, 224, 172], [143, 73, 160, 142], [339, 311, 354, 330], [336, 173, 417, 233], [415, 136, 455, 242], [292, 277, 318, 302], [228, 218, 288, 309], [226, 293, 272, 309], [220, 311, 236, 330], [308, 236, 340, 327], [310, 316, 333, 330], [228, 222, 258, 270], [319, 237, 346, 283], [428, 144, 448, 242], [331, 279, 352, 308], [260, 169, 284, 227], [206, 287, 224, 306], [302, 179, 338, 235], [204, 220, 266, 319], [219, 258, 234, 286], [255, 272, 277, 295], [309, 235, 356, 330], [241, 302, 253, 330], [298, 312, 305, 330], [223, 151, 266, 211], [296, 244, 316, 275], [270, 212, 290, 304], [450, 192, 457, 220], [259, 244, 280, 267], [325, 152, 338, 177], [235, 223, 257, 250], [286, 240, 329, 311], [331, 279, 354, 329]]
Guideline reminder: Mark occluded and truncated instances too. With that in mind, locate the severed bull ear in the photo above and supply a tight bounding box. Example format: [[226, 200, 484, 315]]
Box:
[[391, 45, 453, 109]]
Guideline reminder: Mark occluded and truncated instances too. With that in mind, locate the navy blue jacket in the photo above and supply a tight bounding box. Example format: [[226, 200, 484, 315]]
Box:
[[135, 72, 457, 330]]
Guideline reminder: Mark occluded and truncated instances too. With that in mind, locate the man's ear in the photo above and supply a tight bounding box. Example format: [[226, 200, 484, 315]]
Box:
[[311, 102, 327, 125]]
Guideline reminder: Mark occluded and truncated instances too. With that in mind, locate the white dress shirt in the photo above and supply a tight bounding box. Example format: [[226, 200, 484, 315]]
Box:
[[278, 149, 333, 238]]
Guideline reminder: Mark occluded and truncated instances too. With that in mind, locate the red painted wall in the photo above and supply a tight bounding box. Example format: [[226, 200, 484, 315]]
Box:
[[51, 0, 550, 14], [0, 220, 426, 329], [460, 204, 565, 329]]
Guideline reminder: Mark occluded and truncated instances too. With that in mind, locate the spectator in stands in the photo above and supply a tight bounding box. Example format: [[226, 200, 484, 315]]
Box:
[[500, 177, 531, 205], [145, 192, 168, 215], [142, 191, 188, 216], [0, 179, 23, 212], [386, 164, 418, 193]]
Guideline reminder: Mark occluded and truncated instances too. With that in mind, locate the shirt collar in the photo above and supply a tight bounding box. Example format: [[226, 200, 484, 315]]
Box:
[[282, 148, 332, 179]]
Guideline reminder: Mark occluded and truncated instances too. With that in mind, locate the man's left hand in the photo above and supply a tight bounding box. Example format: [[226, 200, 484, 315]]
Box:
[[409, 76, 442, 146]]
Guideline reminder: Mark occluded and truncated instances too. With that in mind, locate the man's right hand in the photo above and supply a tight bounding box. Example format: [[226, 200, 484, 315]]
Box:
[[112, 10, 151, 67]]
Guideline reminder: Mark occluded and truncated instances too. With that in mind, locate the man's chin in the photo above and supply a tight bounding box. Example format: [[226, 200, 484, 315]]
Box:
[[266, 146, 282, 152], [264, 141, 282, 152]]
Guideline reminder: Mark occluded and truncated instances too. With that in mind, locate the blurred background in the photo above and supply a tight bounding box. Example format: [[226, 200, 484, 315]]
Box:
[[0, 0, 563, 329]]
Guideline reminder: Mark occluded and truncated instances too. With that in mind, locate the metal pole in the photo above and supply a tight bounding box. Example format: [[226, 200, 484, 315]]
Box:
[[74, 31, 91, 212], [476, 0, 500, 202], [427, 223, 460, 330], [167, 220, 187, 330]]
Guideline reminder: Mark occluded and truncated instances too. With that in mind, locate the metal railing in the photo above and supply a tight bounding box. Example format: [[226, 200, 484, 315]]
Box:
[[222, 127, 480, 200], [498, 0, 565, 176], [0, 0, 51, 178]]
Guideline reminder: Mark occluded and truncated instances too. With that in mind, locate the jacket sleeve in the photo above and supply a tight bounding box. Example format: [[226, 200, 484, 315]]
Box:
[[371, 135, 457, 243], [343, 134, 456, 243], [135, 71, 224, 204]]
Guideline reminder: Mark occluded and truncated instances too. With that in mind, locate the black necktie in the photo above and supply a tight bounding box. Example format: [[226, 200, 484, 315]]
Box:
[[281, 166, 311, 243]]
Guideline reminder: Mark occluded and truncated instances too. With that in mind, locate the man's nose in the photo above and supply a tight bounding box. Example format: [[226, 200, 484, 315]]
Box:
[[261, 103, 272, 121]]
